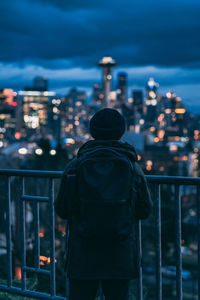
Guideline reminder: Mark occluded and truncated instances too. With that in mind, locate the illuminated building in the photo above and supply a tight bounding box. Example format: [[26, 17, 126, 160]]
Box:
[[0, 89, 18, 141], [117, 72, 127, 102], [61, 88, 87, 139], [133, 90, 143, 115], [161, 90, 187, 132], [19, 90, 55, 135], [48, 97, 62, 140], [145, 78, 159, 122], [98, 56, 116, 107], [92, 84, 104, 106]]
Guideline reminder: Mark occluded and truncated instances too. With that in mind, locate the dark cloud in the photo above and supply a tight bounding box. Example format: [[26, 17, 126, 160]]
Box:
[[30, 0, 105, 10], [1, 0, 200, 110], [0, 0, 200, 69]]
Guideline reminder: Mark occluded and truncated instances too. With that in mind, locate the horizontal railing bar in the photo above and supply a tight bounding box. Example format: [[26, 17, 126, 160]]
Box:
[[22, 195, 49, 202], [0, 285, 67, 300], [146, 175, 200, 185], [1, 169, 200, 185], [0, 169, 62, 178], [23, 266, 50, 276]]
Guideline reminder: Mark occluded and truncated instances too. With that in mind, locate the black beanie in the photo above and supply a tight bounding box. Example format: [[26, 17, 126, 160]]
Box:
[[90, 108, 126, 140]]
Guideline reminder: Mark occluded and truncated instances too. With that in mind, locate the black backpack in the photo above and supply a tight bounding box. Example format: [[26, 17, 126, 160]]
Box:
[[76, 147, 135, 244]]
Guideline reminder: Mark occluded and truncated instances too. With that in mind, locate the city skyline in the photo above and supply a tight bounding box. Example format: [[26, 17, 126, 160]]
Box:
[[0, 0, 200, 111]]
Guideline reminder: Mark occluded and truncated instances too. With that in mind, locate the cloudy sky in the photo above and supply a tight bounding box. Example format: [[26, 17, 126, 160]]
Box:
[[1, 0, 200, 111]]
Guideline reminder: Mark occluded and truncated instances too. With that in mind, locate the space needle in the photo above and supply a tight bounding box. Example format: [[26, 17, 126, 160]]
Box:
[[98, 56, 116, 107]]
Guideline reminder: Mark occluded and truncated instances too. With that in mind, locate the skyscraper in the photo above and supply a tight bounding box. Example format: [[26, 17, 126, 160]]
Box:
[[33, 77, 48, 91], [145, 78, 159, 123], [133, 90, 143, 115], [98, 57, 116, 107], [117, 72, 127, 102], [24, 77, 48, 92]]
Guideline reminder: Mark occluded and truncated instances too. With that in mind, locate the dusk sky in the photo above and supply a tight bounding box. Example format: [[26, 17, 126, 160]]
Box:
[[1, 0, 200, 112]]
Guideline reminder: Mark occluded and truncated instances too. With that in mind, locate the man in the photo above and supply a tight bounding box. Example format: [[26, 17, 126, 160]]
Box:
[[55, 108, 152, 300]]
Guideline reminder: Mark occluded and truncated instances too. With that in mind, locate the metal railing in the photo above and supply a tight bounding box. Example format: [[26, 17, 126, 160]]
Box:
[[0, 169, 199, 300]]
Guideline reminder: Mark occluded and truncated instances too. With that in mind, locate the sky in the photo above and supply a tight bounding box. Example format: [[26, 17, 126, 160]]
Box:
[[0, 0, 200, 112]]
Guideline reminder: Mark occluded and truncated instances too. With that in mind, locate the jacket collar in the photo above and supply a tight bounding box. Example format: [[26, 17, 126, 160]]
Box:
[[78, 139, 138, 162]]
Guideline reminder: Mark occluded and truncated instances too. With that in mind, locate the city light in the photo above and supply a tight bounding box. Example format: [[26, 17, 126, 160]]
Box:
[[64, 138, 75, 144], [175, 108, 186, 114], [35, 148, 43, 155], [18, 147, 28, 155], [165, 108, 171, 114], [15, 132, 21, 139], [139, 119, 144, 125], [169, 144, 178, 151], [50, 149, 56, 155]]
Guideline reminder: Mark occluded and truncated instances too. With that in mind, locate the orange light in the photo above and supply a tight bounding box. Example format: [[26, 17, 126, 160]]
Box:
[[15, 132, 21, 139], [173, 156, 179, 161], [158, 114, 164, 122], [182, 156, 188, 161], [175, 108, 186, 114], [40, 256, 57, 265], [15, 267, 21, 280], [146, 166, 152, 171], [154, 137, 159, 143], [158, 130, 165, 140], [40, 227, 45, 238], [137, 155, 141, 161], [165, 108, 171, 114], [150, 126, 155, 132], [168, 136, 179, 141]]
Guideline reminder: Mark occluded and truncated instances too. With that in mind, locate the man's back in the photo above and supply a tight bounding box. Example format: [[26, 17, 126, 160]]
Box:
[[55, 109, 152, 300]]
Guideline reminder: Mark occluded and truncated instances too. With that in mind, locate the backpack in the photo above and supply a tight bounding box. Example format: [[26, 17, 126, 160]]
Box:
[[76, 147, 135, 244]]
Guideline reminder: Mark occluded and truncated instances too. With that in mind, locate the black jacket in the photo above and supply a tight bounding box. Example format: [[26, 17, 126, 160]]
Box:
[[55, 140, 152, 279]]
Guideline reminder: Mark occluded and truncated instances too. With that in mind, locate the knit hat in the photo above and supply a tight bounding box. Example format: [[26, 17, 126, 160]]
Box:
[[89, 108, 126, 140]]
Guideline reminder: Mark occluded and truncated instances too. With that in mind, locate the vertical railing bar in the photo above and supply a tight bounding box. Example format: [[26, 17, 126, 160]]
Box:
[[6, 176, 12, 287], [34, 200, 40, 269], [20, 176, 26, 290], [136, 220, 143, 300], [197, 185, 200, 300], [65, 221, 69, 299], [99, 285, 104, 300], [49, 178, 56, 296], [155, 184, 162, 300], [175, 184, 182, 300]]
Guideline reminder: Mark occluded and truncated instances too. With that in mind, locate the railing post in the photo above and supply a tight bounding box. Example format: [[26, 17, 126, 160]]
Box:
[[136, 220, 143, 300], [175, 185, 182, 300], [49, 178, 56, 296], [34, 200, 40, 269], [20, 177, 26, 290], [197, 185, 200, 300], [155, 184, 162, 300], [6, 176, 12, 287]]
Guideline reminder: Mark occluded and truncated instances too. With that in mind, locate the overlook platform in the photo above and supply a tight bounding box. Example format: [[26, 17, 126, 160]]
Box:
[[0, 169, 200, 299]]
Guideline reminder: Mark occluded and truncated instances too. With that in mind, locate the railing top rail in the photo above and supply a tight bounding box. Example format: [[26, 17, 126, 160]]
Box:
[[146, 175, 200, 185], [0, 169, 200, 185], [0, 169, 62, 178]]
